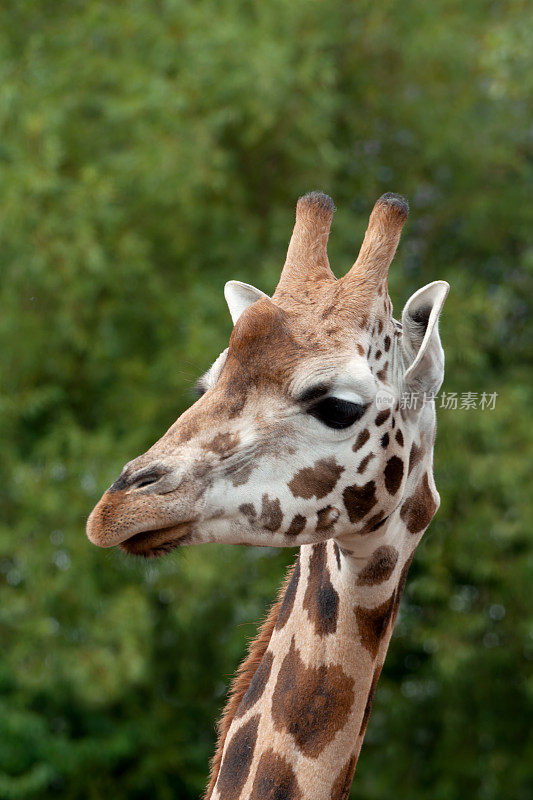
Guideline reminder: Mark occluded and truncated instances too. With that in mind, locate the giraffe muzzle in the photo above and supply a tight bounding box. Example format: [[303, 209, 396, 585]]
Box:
[[117, 521, 194, 557]]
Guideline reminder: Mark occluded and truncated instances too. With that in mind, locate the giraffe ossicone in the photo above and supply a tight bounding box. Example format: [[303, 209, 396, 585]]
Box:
[[87, 191, 449, 800]]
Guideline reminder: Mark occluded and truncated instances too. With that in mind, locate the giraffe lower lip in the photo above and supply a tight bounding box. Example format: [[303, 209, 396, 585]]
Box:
[[119, 522, 192, 557]]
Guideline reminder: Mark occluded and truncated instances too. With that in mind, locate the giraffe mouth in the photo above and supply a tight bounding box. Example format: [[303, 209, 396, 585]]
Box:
[[119, 522, 193, 558]]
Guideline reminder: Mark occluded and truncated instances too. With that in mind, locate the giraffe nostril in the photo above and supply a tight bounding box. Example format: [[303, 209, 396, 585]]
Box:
[[134, 475, 160, 489], [129, 466, 171, 490], [109, 465, 171, 493]]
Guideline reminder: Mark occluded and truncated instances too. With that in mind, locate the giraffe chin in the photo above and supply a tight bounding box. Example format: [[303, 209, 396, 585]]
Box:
[[119, 522, 193, 558]]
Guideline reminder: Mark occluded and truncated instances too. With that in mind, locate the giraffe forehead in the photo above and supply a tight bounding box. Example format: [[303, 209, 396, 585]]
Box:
[[226, 299, 375, 393]]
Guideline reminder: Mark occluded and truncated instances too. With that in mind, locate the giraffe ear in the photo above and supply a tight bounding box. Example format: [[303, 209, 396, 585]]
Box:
[[401, 281, 449, 393], [224, 281, 269, 324]]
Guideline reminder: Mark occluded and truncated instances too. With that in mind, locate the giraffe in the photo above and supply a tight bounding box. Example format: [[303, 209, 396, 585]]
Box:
[[87, 191, 449, 800]]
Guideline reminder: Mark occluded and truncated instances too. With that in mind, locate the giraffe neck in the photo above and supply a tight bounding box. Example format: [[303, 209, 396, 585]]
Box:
[[209, 508, 419, 800]]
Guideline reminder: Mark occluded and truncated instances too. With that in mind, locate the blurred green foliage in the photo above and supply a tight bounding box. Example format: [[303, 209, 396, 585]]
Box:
[[0, 1, 532, 798]]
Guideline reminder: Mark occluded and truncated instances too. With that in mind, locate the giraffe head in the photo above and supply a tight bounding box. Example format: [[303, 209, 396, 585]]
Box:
[[87, 193, 448, 557]]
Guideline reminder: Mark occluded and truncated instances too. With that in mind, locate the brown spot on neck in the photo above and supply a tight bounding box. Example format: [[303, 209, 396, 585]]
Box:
[[271, 638, 354, 757], [204, 561, 298, 799], [359, 661, 383, 737], [303, 543, 339, 635], [390, 552, 415, 623], [331, 754, 357, 800], [275, 556, 301, 631], [216, 713, 260, 799], [250, 749, 303, 800], [334, 541, 341, 570], [235, 651, 274, 719], [354, 596, 395, 658]]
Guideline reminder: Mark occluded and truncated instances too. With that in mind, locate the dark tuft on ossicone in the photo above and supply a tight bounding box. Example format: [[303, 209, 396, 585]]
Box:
[[297, 191, 336, 217], [376, 192, 409, 220]]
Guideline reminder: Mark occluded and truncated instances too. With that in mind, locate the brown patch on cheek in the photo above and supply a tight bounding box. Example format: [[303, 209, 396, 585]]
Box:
[[343, 480, 377, 523], [315, 505, 339, 533], [331, 754, 357, 800], [357, 545, 399, 586], [206, 431, 240, 455], [303, 543, 339, 635], [366, 511, 387, 531], [357, 452, 375, 474], [216, 714, 260, 800], [395, 428, 404, 447], [249, 749, 303, 800], [239, 503, 256, 523], [275, 556, 300, 631], [408, 441, 423, 474], [376, 363, 389, 382], [286, 514, 306, 536], [375, 409, 390, 426], [178, 461, 214, 503], [271, 638, 354, 757], [230, 462, 255, 487], [288, 457, 345, 500], [235, 651, 274, 719], [353, 429, 370, 452], [400, 473, 438, 534], [354, 596, 395, 658], [260, 494, 283, 532], [384, 455, 404, 495]]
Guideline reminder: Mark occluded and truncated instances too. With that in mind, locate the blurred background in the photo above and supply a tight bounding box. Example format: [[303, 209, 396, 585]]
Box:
[[1, 1, 532, 798]]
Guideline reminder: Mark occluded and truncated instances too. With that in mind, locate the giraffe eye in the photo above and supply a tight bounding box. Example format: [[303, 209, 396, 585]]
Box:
[[308, 397, 367, 430]]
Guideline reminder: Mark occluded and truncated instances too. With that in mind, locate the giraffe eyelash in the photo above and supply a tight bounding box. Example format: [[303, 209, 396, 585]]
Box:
[[308, 397, 369, 430], [193, 378, 208, 398]]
